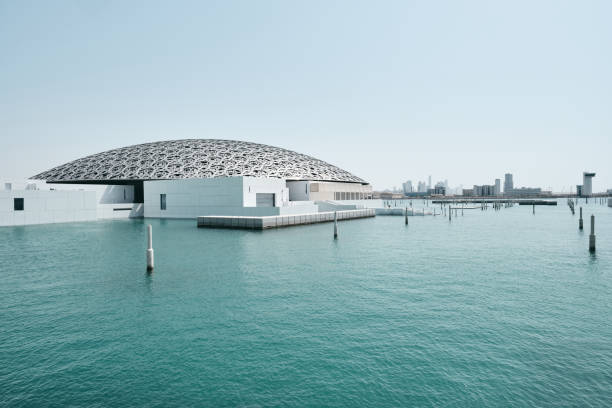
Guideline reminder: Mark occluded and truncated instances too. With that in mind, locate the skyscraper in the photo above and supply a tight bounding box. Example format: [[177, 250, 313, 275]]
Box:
[[402, 180, 413, 194], [504, 173, 514, 193], [495, 179, 501, 195]]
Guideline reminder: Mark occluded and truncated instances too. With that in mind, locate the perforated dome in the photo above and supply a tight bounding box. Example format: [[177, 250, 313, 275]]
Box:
[[32, 139, 367, 184]]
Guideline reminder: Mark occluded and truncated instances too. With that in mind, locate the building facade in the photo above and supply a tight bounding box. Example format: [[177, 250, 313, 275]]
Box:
[[582, 172, 595, 196], [504, 173, 514, 193], [473, 185, 496, 196], [3, 139, 371, 226]]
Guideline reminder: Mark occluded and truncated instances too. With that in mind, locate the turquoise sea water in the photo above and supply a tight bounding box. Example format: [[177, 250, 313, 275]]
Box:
[[1, 200, 611, 407]]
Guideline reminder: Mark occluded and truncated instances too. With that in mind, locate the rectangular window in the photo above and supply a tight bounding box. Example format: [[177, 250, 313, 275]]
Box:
[[256, 193, 275, 207], [14, 198, 24, 211], [160, 194, 167, 210]]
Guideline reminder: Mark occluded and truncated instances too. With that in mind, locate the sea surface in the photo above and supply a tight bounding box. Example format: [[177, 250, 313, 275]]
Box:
[[1, 200, 611, 407]]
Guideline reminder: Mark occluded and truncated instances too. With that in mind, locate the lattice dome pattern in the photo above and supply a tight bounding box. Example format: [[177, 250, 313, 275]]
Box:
[[32, 139, 367, 184]]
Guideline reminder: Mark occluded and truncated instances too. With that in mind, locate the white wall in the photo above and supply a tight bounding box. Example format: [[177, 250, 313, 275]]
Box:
[[243, 177, 289, 207], [144, 177, 285, 218], [144, 177, 315, 218], [97, 203, 144, 219], [1, 181, 142, 224], [99, 185, 134, 204], [287, 180, 373, 201], [0, 190, 97, 226], [144, 178, 243, 218], [287, 181, 310, 201]]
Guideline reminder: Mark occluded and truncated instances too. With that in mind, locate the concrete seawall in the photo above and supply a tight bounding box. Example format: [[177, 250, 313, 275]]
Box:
[[197, 209, 375, 230]]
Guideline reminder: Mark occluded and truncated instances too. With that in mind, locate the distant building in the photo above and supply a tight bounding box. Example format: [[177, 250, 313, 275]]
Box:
[[506, 187, 543, 197], [402, 180, 413, 194], [494, 179, 501, 196], [473, 185, 496, 196], [576, 172, 596, 197], [582, 172, 595, 196], [404, 191, 429, 198], [428, 175, 432, 189], [417, 181, 427, 193], [504, 173, 514, 193], [433, 182, 446, 195], [379, 192, 405, 200], [462, 189, 474, 197]]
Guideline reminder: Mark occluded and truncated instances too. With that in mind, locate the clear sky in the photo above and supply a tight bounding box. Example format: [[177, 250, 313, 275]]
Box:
[[1, 0, 610, 192]]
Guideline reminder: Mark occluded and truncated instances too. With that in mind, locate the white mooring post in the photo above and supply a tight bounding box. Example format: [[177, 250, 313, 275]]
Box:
[[146, 224, 154, 271], [589, 215, 596, 253], [334, 211, 338, 239], [405, 207, 408, 225], [579, 207, 583, 230]]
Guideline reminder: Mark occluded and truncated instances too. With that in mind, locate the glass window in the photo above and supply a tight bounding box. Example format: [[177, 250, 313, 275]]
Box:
[[14, 198, 24, 211], [160, 194, 167, 210]]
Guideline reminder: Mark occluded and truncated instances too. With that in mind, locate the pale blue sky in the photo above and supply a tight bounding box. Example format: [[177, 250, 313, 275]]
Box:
[[1, 0, 610, 191]]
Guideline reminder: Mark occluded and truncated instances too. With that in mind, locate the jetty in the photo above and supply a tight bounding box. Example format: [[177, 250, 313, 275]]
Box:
[[197, 208, 375, 230], [517, 200, 557, 206]]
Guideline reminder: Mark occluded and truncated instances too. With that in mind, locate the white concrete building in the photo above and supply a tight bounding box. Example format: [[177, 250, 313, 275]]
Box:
[[1, 181, 143, 227], [3, 139, 371, 226], [0, 188, 97, 226], [144, 177, 317, 219]]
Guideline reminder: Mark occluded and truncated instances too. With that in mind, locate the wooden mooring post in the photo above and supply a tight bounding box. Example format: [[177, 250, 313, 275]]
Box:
[[334, 211, 338, 239], [589, 215, 596, 253]]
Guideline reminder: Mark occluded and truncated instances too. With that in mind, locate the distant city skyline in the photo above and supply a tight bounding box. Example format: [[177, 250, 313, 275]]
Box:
[[393, 171, 592, 195], [1, 1, 611, 191]]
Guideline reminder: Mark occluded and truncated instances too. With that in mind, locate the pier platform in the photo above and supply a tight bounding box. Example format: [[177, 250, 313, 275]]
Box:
[[517, 200, 557, 206], [197, 209, 375, 230]]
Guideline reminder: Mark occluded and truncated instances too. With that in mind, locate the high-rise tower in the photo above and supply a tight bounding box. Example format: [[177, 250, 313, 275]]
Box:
[[504, 173, 513, 193], [582, 172, 596, 196]]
